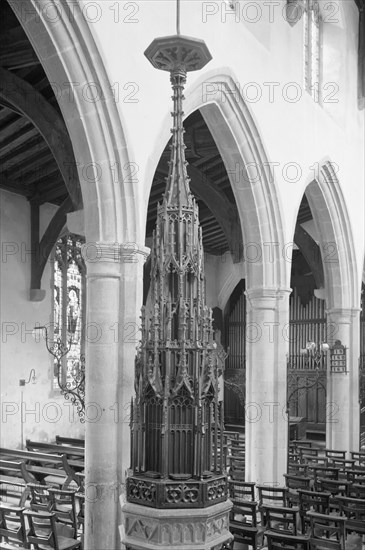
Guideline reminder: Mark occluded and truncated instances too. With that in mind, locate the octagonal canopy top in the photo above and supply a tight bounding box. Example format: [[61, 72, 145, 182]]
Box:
[[144, 35, 212, 73]]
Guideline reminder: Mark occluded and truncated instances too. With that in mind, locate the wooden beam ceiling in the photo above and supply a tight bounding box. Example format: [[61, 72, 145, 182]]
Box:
[[0, 67, 81, 208]]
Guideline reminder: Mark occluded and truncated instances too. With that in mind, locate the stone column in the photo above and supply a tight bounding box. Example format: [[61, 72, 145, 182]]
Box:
[[117, 244, 149, 549], [326, 308, 360, 453], [83, 242, 148, 550], [244, 287, 291, 486]]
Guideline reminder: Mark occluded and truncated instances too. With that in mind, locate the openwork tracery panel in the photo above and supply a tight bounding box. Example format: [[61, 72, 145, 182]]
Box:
[[127, 35, 227, 510]]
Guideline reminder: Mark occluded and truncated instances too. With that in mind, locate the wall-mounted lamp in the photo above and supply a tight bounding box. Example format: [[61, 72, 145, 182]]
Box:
[[19, 368, 37, 387]]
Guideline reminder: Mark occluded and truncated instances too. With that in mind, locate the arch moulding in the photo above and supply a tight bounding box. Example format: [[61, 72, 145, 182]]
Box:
[[9, 0, 141, 246], [306, 161, 359, 310], [184, 70, 288, 292]]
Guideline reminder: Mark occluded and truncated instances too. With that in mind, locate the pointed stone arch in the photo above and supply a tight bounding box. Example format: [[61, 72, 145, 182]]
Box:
[[143, 70, 287, 291], [305, 161, 358, 310], [305, 161, 360, 452], [8, 0, 140, 245], [179, 71, 290, 484], [183, 71, 287, 291]]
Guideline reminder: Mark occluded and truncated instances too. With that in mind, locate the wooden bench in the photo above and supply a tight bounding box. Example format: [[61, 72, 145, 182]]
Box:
[[22, 443, 84, 478], [0, 448, 80, 490], [55, 436, 85, 448], [26, 440, 84, 461]]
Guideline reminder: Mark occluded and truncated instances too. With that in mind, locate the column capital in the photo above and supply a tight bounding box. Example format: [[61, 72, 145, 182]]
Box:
[[326, 307, 361, 321], [245, 287, 292, 310]]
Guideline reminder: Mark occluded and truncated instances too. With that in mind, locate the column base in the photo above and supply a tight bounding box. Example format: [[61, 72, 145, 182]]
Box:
[[121, 500, 233, 550]]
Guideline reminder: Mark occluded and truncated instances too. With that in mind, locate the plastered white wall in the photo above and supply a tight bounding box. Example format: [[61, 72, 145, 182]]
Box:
[[0, 190, 85, 448]]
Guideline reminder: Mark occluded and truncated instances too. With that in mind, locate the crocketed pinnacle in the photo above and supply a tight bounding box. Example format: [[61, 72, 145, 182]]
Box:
[[164, 67, 193, 209]]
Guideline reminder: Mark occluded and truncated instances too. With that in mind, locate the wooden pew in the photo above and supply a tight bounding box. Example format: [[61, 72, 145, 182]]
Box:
[[0, 448, 80, 490], [55, 436, 85, 448], [25, 439, 84, 461], [23, 442, 84, 479]]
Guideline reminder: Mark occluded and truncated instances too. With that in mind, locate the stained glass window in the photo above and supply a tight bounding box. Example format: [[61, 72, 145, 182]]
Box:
[[52, 234, 85, 389]]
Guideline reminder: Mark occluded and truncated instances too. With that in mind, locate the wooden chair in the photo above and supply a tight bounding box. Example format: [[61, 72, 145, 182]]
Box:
[[297, 489, 330, 534], [75, 493, 84, 533], [307, 511, 346, 550], [327, 458, 356, 474], [0, 481, 28, 508], [313, 479, 350, 511], [324, 450, 346, 460], [350, 451, 365, 467], [301, 455, 328, 467], [283, 474, 311, 507], [230, 439, 245, 453], [256, 485, 287, 525], [228, 501, 263, 550], [337, 496, 365, 537], [227, 456, 245, 480], [28, 484, 79, 536], [23, 510, 82, 550], [228, 480, 255, 503], [345, 468, 365, 484], [298, 447, 319, 459], [287, 463, 308, 476], [265, 531, 310, 550], [308, 465, 339, 481], [0, 504, 28, 549], [288, 452, 300, 464], [292, 441, 312, 449], [314, 478, 351, 493], [262, 504, 299, 535], [348, 483, 365, 499], [48, 488, 78, 537], [27, 483, 52, 513]]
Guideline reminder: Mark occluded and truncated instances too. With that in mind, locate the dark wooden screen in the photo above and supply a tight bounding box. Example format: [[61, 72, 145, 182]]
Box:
[[288, 288, 327, 423], [224, 280, 246, 425]]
